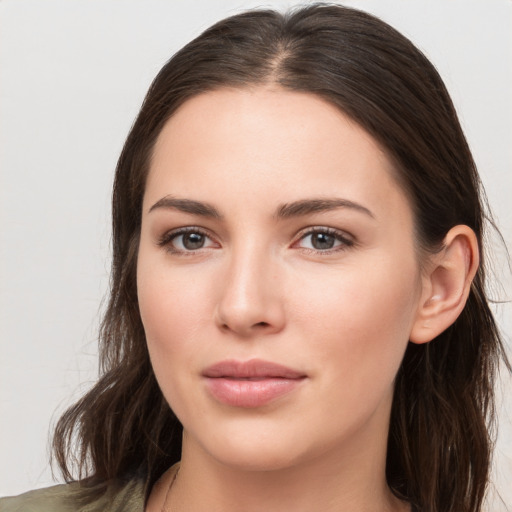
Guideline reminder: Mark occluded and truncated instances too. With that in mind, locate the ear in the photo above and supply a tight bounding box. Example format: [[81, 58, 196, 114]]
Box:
[[409, 225, 479, 344]]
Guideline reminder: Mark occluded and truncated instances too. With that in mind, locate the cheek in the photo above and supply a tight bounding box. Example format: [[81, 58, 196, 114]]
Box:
[[292, 258, 420, 393], [137, 253, 211, 368], [137, 259, 214, 421]]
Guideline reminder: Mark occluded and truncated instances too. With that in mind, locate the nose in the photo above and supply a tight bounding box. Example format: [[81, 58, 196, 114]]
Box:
[[214, 245, 286, 338]]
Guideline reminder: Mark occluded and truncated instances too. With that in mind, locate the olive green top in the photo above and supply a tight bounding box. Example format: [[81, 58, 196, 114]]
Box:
[[0, 474, 147, 512]]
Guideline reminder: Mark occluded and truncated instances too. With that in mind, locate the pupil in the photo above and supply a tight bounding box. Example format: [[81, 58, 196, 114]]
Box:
[[312, 232, 334, 250], [183, 233, 205, 250]]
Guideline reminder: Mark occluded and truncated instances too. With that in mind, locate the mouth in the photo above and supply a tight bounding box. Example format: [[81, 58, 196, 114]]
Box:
[[202, 359, 307, 408]]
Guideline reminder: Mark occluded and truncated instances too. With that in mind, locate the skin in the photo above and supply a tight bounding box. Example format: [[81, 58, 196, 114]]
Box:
[[138, 87, 476, 511]]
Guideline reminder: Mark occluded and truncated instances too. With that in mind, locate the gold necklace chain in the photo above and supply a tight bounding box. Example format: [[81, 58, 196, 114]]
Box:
[[161, 468, 179, 512]]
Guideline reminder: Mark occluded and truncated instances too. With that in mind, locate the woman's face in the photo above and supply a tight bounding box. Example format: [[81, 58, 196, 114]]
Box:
[[137, 87, 426, 471]]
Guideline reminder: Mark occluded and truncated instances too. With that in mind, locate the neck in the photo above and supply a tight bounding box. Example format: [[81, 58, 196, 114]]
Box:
[[173, 456, 405, 512], [147, 390, 410, 512], [158, 422, 408, 511]]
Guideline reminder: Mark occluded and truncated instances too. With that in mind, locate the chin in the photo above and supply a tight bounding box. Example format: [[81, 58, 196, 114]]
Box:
[[187, 422, 322, 473], [209, 445, 308, 473], [184, 422, 305, 471]]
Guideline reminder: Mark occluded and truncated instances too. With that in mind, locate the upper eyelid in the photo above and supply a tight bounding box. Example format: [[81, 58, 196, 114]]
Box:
[[294, 225, 354, 241], [292, 227, 356, 253], [158, 226, 216, 245], [156, 225, 354, 247]]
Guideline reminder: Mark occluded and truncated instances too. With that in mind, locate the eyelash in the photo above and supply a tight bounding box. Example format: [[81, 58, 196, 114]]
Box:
[[157, 226, 216, 255], [157, 226, 355, 255], [293, 226, 355, 254]]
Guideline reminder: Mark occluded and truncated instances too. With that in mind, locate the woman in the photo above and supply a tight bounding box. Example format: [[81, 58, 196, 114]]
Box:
[[1, 4, 509, 512]]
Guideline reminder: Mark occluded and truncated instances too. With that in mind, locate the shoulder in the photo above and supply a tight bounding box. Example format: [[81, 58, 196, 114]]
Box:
[[0, 482, 81, 512], [0, 476, 145, 512]]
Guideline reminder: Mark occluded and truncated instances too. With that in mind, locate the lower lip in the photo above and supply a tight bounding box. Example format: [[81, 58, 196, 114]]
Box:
[[204, 377, 305, 408]]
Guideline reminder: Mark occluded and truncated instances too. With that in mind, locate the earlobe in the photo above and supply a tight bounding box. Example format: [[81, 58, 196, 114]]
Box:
[[409, 225, 479, 344]]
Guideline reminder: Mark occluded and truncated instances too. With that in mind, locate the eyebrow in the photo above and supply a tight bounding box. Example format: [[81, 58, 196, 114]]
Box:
[[148, 196, 222, 218], [148, 196, 374, 220], [275, 198, 375, 220]]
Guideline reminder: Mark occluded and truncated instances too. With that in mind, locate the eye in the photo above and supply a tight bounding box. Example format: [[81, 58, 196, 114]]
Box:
[[158, 227, 218, 253], [295, 227, 354, 252]]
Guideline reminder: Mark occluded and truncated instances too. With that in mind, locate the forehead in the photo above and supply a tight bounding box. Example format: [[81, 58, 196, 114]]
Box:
[[146, 87, 410, 220], [152, 87, 386, 168]]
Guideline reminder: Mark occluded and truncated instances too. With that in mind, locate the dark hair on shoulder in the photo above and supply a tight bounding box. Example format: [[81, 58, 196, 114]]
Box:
[[52, 4, 510, 511]]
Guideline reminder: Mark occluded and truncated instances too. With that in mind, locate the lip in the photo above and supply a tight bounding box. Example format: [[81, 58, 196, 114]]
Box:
[[202, 359, 307, 408]]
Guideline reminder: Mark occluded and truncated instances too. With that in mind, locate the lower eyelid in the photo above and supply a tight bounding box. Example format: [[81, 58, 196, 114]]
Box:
[[157, 227, 220, 254], [297, 228, 354, 243], [156, 227, 353, 252]]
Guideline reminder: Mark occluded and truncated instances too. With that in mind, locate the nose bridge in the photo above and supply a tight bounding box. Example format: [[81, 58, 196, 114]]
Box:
[[215, 237, 284, 336]]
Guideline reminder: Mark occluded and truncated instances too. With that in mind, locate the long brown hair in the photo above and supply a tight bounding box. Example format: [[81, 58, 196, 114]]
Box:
[[52, 5, 509, 511]]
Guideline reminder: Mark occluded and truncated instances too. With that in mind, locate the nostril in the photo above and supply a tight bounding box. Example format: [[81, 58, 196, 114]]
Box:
[[219, 320, 272, 335]]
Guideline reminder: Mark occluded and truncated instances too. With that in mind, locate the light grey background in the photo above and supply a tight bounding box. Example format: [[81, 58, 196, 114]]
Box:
[[1, 0, 511, 508]]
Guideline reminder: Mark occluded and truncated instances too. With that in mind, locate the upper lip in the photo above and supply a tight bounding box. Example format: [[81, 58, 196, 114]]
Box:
[[202, 359, 306, 379]]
